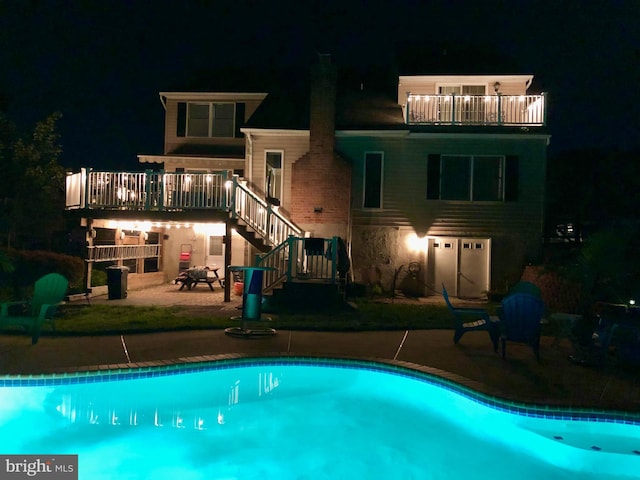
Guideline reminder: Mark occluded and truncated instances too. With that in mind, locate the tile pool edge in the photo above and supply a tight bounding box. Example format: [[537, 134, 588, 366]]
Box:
[[1, 352, 639, 426]]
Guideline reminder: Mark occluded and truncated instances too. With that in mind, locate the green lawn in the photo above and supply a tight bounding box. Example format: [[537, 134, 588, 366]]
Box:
[[49, 299, 459, 336]]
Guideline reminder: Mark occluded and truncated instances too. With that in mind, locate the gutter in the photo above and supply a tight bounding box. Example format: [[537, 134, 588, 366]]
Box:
[[159, 94, 167, 111]]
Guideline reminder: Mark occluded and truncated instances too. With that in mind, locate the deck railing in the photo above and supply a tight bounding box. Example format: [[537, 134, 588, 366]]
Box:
[[256, 236, 339, 292], [66, 169, 230, 211], [406, 93, 546, 126], [87, 244, 162, 263], [66, 169, 303, 248]]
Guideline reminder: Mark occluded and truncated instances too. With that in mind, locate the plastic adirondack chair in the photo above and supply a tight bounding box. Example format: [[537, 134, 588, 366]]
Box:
[[498, 293, 545, 360], [507, 281, 541, 298], [442, 284, 499, 351], [0, 273, 69, 344]]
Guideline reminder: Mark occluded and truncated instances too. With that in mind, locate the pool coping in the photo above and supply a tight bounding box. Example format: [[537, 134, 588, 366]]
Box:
[[2, 352, 640, 426]]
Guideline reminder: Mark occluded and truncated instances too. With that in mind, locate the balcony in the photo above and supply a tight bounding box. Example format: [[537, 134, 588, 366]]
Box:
[[405, 93, 546, 126], [65, 169, 230, 211], [65, 169, 303, 248]]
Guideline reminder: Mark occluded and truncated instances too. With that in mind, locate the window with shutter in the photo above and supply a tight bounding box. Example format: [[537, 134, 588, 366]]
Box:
[[427, 154, 512, 202]]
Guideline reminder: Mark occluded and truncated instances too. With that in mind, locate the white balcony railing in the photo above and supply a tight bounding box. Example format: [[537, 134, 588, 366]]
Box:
[[66, 169, 231, 211], [406, 93, 546, 126], [66, 169, 303, 249]]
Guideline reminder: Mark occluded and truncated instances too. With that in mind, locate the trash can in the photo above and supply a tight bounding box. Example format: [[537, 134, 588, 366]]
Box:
[[106, 265, 129, 300]]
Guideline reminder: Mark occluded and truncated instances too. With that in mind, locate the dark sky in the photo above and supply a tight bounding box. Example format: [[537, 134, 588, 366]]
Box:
[[1, 0, 638, 170]]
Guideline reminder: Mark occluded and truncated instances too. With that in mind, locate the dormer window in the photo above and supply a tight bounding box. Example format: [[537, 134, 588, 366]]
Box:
[[186, 102, 235, 138]]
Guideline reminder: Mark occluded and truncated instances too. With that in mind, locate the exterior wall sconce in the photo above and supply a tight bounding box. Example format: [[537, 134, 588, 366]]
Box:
[[493, 82, 501, 93], [313, 206, 323, 213]]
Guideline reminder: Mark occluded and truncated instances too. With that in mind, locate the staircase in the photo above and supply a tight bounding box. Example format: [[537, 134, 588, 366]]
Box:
[[228, 176, 347, 307], [228, 176, 303, 251]]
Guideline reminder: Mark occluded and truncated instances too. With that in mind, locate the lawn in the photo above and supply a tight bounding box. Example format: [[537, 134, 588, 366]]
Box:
[[50, 299, 460, 336]]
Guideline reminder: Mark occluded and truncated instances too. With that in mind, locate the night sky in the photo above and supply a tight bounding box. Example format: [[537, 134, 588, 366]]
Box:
[[1, 0, 638, 170]]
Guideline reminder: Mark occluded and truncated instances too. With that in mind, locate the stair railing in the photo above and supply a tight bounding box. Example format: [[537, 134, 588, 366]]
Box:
[[256, 236, 340, 292], [229, 175, 303, 247]]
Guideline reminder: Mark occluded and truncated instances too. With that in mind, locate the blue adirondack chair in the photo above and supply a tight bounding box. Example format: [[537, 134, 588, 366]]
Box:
[[498, 293, 545, 360], [507, 281, 541, 298], [0, 273, 69, 344], [442, 284, 499, 351]]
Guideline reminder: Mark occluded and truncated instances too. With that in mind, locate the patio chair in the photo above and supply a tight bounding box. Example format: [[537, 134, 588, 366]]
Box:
[[498, 293, 545, 360], [0, 273, 69, 344], [507, 281, 541, 298], [442, 284, 499, 351]]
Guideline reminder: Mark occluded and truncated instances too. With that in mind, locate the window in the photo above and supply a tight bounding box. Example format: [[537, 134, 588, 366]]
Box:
[[186, 102, 236, 138], [208, 236, 223, 256], [363, 152, 383, 208], [427, 154, 518, 202]]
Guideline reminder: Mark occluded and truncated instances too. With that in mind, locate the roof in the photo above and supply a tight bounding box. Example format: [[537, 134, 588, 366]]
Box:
[[244, 72, 405, 131]]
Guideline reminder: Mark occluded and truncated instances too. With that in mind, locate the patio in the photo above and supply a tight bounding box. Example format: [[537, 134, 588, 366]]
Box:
[[1, 283, 638, 413]]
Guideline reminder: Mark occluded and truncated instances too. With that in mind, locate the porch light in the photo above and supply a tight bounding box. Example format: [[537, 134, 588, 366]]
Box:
[[630, 299, 636, 306], [225, 180, 233, 189], [406, 233, 429, 253], [464, 95, 470, 102]]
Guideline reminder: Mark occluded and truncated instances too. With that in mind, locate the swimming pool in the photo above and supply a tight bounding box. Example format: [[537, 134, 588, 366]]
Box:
[[1, 357, 639, 479]]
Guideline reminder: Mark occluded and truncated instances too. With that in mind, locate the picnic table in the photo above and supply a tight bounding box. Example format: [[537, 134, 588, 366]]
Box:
[[174, 267, 222, 291]]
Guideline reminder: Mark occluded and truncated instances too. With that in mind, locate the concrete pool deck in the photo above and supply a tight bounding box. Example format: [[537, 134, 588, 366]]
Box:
[[1, 283, 639, 413]]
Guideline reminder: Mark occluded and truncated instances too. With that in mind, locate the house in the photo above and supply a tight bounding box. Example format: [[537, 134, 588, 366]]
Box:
[[65, 55, 549, 301]]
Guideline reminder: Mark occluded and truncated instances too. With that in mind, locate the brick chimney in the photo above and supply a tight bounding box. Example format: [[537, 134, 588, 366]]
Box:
[[309, 53, 336, 157], [290, 54, 351, 238]]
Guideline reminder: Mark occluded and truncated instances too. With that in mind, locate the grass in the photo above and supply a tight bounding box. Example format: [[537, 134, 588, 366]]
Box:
[[48, 299, 459, 337]]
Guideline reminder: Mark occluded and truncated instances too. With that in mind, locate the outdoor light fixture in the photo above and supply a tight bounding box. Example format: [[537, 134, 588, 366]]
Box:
[[493, 82, 501, 93]]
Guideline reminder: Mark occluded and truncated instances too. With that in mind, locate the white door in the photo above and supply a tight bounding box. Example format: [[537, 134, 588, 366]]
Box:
[[432, 237, 458, 295], [430, 237, 491, 298], [265, 151, 283, 206], [458, 238, 491, 299]]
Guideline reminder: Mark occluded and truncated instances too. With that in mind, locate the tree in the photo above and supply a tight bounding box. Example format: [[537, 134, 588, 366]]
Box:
[[546, 148, 640, 241], [0, 112, 66, 249]]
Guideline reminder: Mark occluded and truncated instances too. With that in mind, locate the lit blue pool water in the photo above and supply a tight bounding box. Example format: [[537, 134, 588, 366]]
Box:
[[1, 359, 639, 479]]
